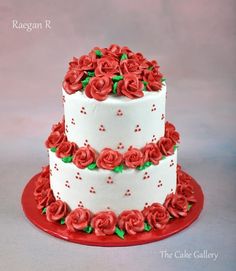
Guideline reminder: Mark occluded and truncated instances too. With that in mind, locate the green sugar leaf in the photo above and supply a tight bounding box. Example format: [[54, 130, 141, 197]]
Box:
[[50, 147, 57, 153], [42, 207, 47, 214], [144, 222, 152, 232], [82, 76, 91, 88], [174, 145, 178, 151], [112, 75, 123, 82], [187, 204, 192, 212], [137, 165, 145, 170], [161, 156, 166, 160], [60, 218, 65, 225], [120, 53, 128, 61], [144, 161, 152, 168], [113, 164, 124, 173], [112, 81, 118, 94], [147, 66, 153, 70], [142, 81, 148, 91], [87, 71, 95, 77], [115, 227, 125, 239], [161, 78, 166, 82], [87, 162, 97, 170], [95, 50, 102, 57], [62, 156, 73, 163], [83, 225, 93, 233]]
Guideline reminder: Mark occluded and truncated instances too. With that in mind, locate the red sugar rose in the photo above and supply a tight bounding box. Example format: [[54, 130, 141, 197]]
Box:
[[130, 52, 146, 65], [95, 56, 119, 77], [68, 57, 79, 70], [120, 59, 141, 76], [45, 131, 67, 149], [77, 53, 97, 71], [56, 141, 77, 158], [107, 44, 122, 58], [158, 137, 174, 156], [73, 146, 96, 169], [35, 188, 55, 210], [118, 210, 144, 235], [46, 200, 68, 222], [177, 170, 191, 186], [52, 120, 65, 134], [164, 193, 188, 218], [123, 147, 144, 168], [142, 203, 170, 230], [85, 76, 112, 101], [142, 69, 163, 91], [177, 184, 196, 203], [34, 176, 50, 197], [91, 211, 117, 236], [121, 46, 134, 57], [117, 73, 144, 99], [142, 143, 162, 165], [165, 122, 180, 144], [65, 208, 92, 232], [63, 69, 85, 94], [97, 148, 123, 170]]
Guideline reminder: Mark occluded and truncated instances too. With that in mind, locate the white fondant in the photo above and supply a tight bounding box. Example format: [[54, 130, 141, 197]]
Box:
[[49, 149, 177, 214], [63, 84, 166, 153]]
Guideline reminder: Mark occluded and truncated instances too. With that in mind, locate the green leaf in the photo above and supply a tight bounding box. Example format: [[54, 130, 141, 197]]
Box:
[[120, 53, 128, 61], [174, 145, 178, 151], [82, 76, 91, 88], [42, 207, 47, 214], [60, 218, 65, 225], [112, 75, 123, 82], [187, 204, 192, 212], [161, 156, 166, 160], [147, 66, 153, 70], [87, 162, 97, 170], [144, 222, 152, 232], [113, 164, 124, 173], [112, 81, 118, 94], [115, 227, 125, 239], [87, 71, 95, 77], [161, 78, 166, 82], [62, 156, 73, 163], [95, 50, 102, 57], [144, 161, 152, 168], [137, 165, 145, 170], [142, 81, 148, 91], [50, 147, 57, 153], [83, 225, 93, 233]]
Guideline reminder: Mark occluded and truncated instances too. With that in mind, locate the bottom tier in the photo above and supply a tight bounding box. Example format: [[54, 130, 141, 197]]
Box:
[[49, 150, 177, 214]]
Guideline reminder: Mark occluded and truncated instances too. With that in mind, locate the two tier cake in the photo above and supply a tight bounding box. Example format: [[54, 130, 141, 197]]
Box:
[[32, 45, 197, 240]]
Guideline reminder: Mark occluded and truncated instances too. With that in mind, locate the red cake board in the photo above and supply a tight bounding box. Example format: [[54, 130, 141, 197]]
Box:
[[21, 171, 204, 247]]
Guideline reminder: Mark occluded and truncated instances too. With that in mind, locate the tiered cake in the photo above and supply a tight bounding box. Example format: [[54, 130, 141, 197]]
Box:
[[34, 45, 196, 238]]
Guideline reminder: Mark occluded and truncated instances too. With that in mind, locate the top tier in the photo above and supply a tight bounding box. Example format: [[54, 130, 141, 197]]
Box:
[[62, 44, 166, 152]]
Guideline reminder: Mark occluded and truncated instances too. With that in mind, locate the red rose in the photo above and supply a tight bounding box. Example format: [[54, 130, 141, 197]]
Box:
[[63, 69, 86, 94], [35, 188, 55, 210], [38, 165, 50, 179], [77, 53, 97, 71], [120, 59, 141, 76], [164, 193, 188, 218], [56, 141, 77, 158], [142, 203, 169, 230], [117, 73, 144, 99], [177, 170, 191, 186], [85, 76, 112, 101], [34, 176, 50, 197], [142, 143, 162, 165], [142, 69, 163, 91], [158, 137, 174, 156], [73, 146, 96, 169], [177, 184, 196, 203], [68, 57, 79, 70], [107, 44, 122, 58], [52, 119, 65, 134], [121, 46, 134, 57], [97, 148, 123, 170], [118, 210, 144, 235], [123, 147, 144, 168], [130, 52, 146, 65], [91, 211, 117, 236], [95, 57, 119, 77], [165, 122, 180, 144], [65, 208, 92, 232], [46, 200, 68, 222], [45, 131, 67, 148]]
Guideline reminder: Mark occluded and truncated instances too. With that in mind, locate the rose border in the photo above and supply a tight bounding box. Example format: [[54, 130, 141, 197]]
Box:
[[45, 121, 180, 172], [34, 165, 196, 239]]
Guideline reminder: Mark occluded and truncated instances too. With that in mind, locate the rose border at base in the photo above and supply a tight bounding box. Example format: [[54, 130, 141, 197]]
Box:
[[21, 169, 204, 247]]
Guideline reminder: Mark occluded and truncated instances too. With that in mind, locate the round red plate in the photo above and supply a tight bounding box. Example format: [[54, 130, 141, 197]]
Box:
[[21, 171, 204, 247]]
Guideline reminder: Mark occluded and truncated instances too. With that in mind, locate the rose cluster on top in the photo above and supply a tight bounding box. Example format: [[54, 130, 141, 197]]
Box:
[[34, 165, 196, 237], [63, 44, 164, 101], [45, 119, 180, 171]]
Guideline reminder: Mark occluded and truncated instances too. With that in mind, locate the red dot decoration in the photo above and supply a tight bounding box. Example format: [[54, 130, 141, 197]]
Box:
[[99, 124, 106, 132], [151, 104, 157, 112], [80, 107, 87, 115], [124, 189, 131, 196], [143, 172, 150, 180], [89, 187, 96, 194], [116, 109, 123, 116], [134, 124, 141, 132]]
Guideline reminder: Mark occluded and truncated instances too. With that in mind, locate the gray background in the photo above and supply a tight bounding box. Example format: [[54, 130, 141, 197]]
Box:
[[0, 0, 236, 270]]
